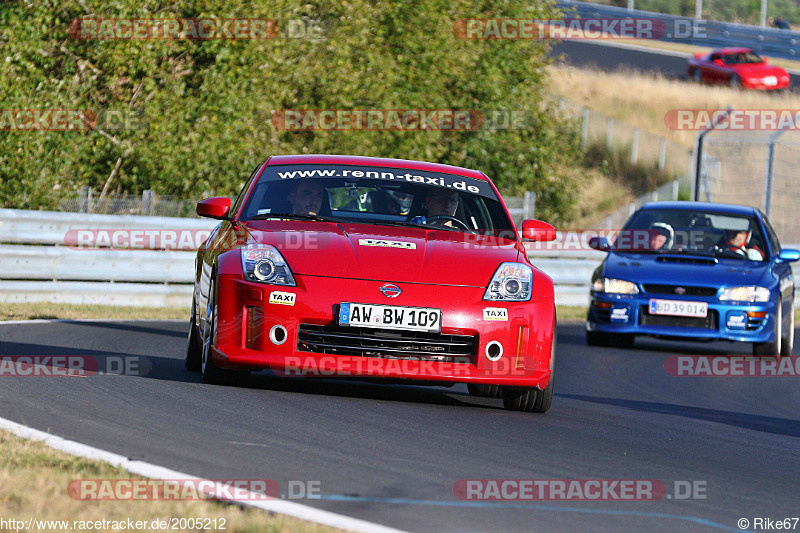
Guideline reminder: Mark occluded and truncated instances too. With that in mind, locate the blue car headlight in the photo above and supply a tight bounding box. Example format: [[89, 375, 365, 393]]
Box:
[[719, 286, 770, 302], [241, 244, 296, 286], [592, 278, 639, 295]]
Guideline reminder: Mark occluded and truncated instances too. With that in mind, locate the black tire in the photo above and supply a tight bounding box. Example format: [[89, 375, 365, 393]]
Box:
[[753, 303, 782, 358], [730, 74, 740, 89], [467, 384, 502, 398], [692, 68, 703, 83], [503, 323, 556, 414], [201, 276, 245, 385], [781, 304, 794, 357], [185, 295, 202, 372]]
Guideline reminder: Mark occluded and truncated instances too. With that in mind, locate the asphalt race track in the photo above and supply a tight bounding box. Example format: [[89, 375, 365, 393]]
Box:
[[551, 40, 800, 88], [1, 319, 798, 532]]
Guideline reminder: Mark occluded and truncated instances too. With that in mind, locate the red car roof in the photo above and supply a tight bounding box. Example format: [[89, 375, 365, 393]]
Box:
[[714, 47, 756, 54], [265, 154, 489, 181]]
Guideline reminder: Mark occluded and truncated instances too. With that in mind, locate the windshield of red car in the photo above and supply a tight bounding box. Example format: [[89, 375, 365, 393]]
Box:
[[723, 52, 763, 64], [238, 164, 516, 235], [614, 209, 768, 261]]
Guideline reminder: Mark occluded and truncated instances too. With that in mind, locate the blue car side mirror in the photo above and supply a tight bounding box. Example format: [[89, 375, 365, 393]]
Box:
[[588, 236, 610, 252], [777, 249, 800, 262]]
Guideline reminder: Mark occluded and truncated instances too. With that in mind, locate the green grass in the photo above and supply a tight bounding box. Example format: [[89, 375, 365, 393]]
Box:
[[0, 303, 188, 321], [0, 429, 344, 533]]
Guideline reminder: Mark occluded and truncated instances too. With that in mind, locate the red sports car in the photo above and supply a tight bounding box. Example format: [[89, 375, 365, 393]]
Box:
[[687, 48, 790, 90], [185, 155, 558, 413]]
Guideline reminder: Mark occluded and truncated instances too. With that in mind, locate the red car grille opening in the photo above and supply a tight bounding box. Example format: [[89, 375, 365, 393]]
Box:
[[639, 306, 718, 329], [297, 324, 477, 362]]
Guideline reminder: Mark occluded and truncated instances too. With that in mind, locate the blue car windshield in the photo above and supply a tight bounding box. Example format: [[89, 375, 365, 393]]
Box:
[[616, 209, 767, 261]]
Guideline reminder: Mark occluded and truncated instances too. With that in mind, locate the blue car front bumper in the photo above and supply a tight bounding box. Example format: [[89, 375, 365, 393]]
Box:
[[586, 292, 777, 343]]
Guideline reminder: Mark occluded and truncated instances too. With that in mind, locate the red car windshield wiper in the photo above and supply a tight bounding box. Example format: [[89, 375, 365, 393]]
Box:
[[248, 213, 342, 223]]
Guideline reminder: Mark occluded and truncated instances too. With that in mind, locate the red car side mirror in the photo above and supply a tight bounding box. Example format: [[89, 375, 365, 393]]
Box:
[[197, 197, 231, 219], [521, 219, 557, 242]]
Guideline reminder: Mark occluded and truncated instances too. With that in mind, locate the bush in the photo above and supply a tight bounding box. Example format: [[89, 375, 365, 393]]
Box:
[[0, 0, 580, 223]]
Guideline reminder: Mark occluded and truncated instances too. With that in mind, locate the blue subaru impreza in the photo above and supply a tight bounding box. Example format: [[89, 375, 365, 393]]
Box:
[[586, 202, 799, 356]]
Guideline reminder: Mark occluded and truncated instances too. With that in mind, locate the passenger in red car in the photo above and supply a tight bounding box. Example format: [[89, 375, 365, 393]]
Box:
[[288, 181, 325, 215]]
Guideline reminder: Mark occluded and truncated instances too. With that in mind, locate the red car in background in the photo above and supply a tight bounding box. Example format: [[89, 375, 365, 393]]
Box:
[[687, 47, 790, 90], [185, 154, 558, 413]]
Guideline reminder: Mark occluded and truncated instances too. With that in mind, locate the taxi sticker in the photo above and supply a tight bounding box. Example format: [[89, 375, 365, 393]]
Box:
[[269, 291, 296, 306], [483, 307, 508, 321], [358, 239, 416, 250]]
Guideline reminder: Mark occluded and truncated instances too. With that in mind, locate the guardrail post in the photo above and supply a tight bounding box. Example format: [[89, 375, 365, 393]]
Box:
[[631, 128, 639, 165], [581, 107, 589, 149], [142, 190, 154, 216], [672, 179, 679, 200], [763, 141, 776, 216], [523, 191, 536, 220], [606, 118, 614, 151], [658, 138, 667, 172], [79, 186, 88, 213]]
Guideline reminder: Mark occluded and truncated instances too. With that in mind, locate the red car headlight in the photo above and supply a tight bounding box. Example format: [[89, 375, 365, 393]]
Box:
[[241, 244, 296, 286]]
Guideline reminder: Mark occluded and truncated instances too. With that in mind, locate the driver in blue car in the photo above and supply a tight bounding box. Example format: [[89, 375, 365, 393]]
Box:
[[725, 229, 764, 260], [410, 189, 460, 228]]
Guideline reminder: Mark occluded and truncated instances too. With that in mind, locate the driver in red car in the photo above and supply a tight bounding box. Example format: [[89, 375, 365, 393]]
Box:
[[410, 189, 460, 227], [287, 180, 325, 216]]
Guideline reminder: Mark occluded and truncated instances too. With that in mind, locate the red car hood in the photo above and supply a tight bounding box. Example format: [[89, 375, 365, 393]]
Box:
[[730, 63, 786, 78], [241, 220, 521, 287]]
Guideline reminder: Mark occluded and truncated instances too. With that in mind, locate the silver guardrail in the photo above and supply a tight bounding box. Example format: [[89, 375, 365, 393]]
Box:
[[1, 209, 797, 308], [560, 1, 800, 61], [0, 209, 596, 307]]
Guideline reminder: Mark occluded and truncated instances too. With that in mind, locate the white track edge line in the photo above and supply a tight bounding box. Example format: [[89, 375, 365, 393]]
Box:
[[0, 416, 409, 533]]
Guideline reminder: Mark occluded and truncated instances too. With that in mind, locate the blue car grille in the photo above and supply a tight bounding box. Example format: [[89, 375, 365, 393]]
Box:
[[639, 307, 719, 329], [642, 284, 718, 297]]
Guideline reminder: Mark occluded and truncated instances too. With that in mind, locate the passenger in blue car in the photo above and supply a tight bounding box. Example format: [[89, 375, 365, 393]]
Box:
[[648, 223, 673, 251]]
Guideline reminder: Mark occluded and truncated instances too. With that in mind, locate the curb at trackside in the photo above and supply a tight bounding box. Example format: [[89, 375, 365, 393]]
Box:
[[0, 416, 409, 533]]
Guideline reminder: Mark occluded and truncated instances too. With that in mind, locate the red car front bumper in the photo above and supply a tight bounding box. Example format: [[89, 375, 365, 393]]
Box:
[[209, 273, 554, 389]]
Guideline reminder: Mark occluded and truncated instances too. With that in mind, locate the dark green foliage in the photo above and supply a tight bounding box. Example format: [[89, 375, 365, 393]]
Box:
[[1, 0, 580, 223]]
